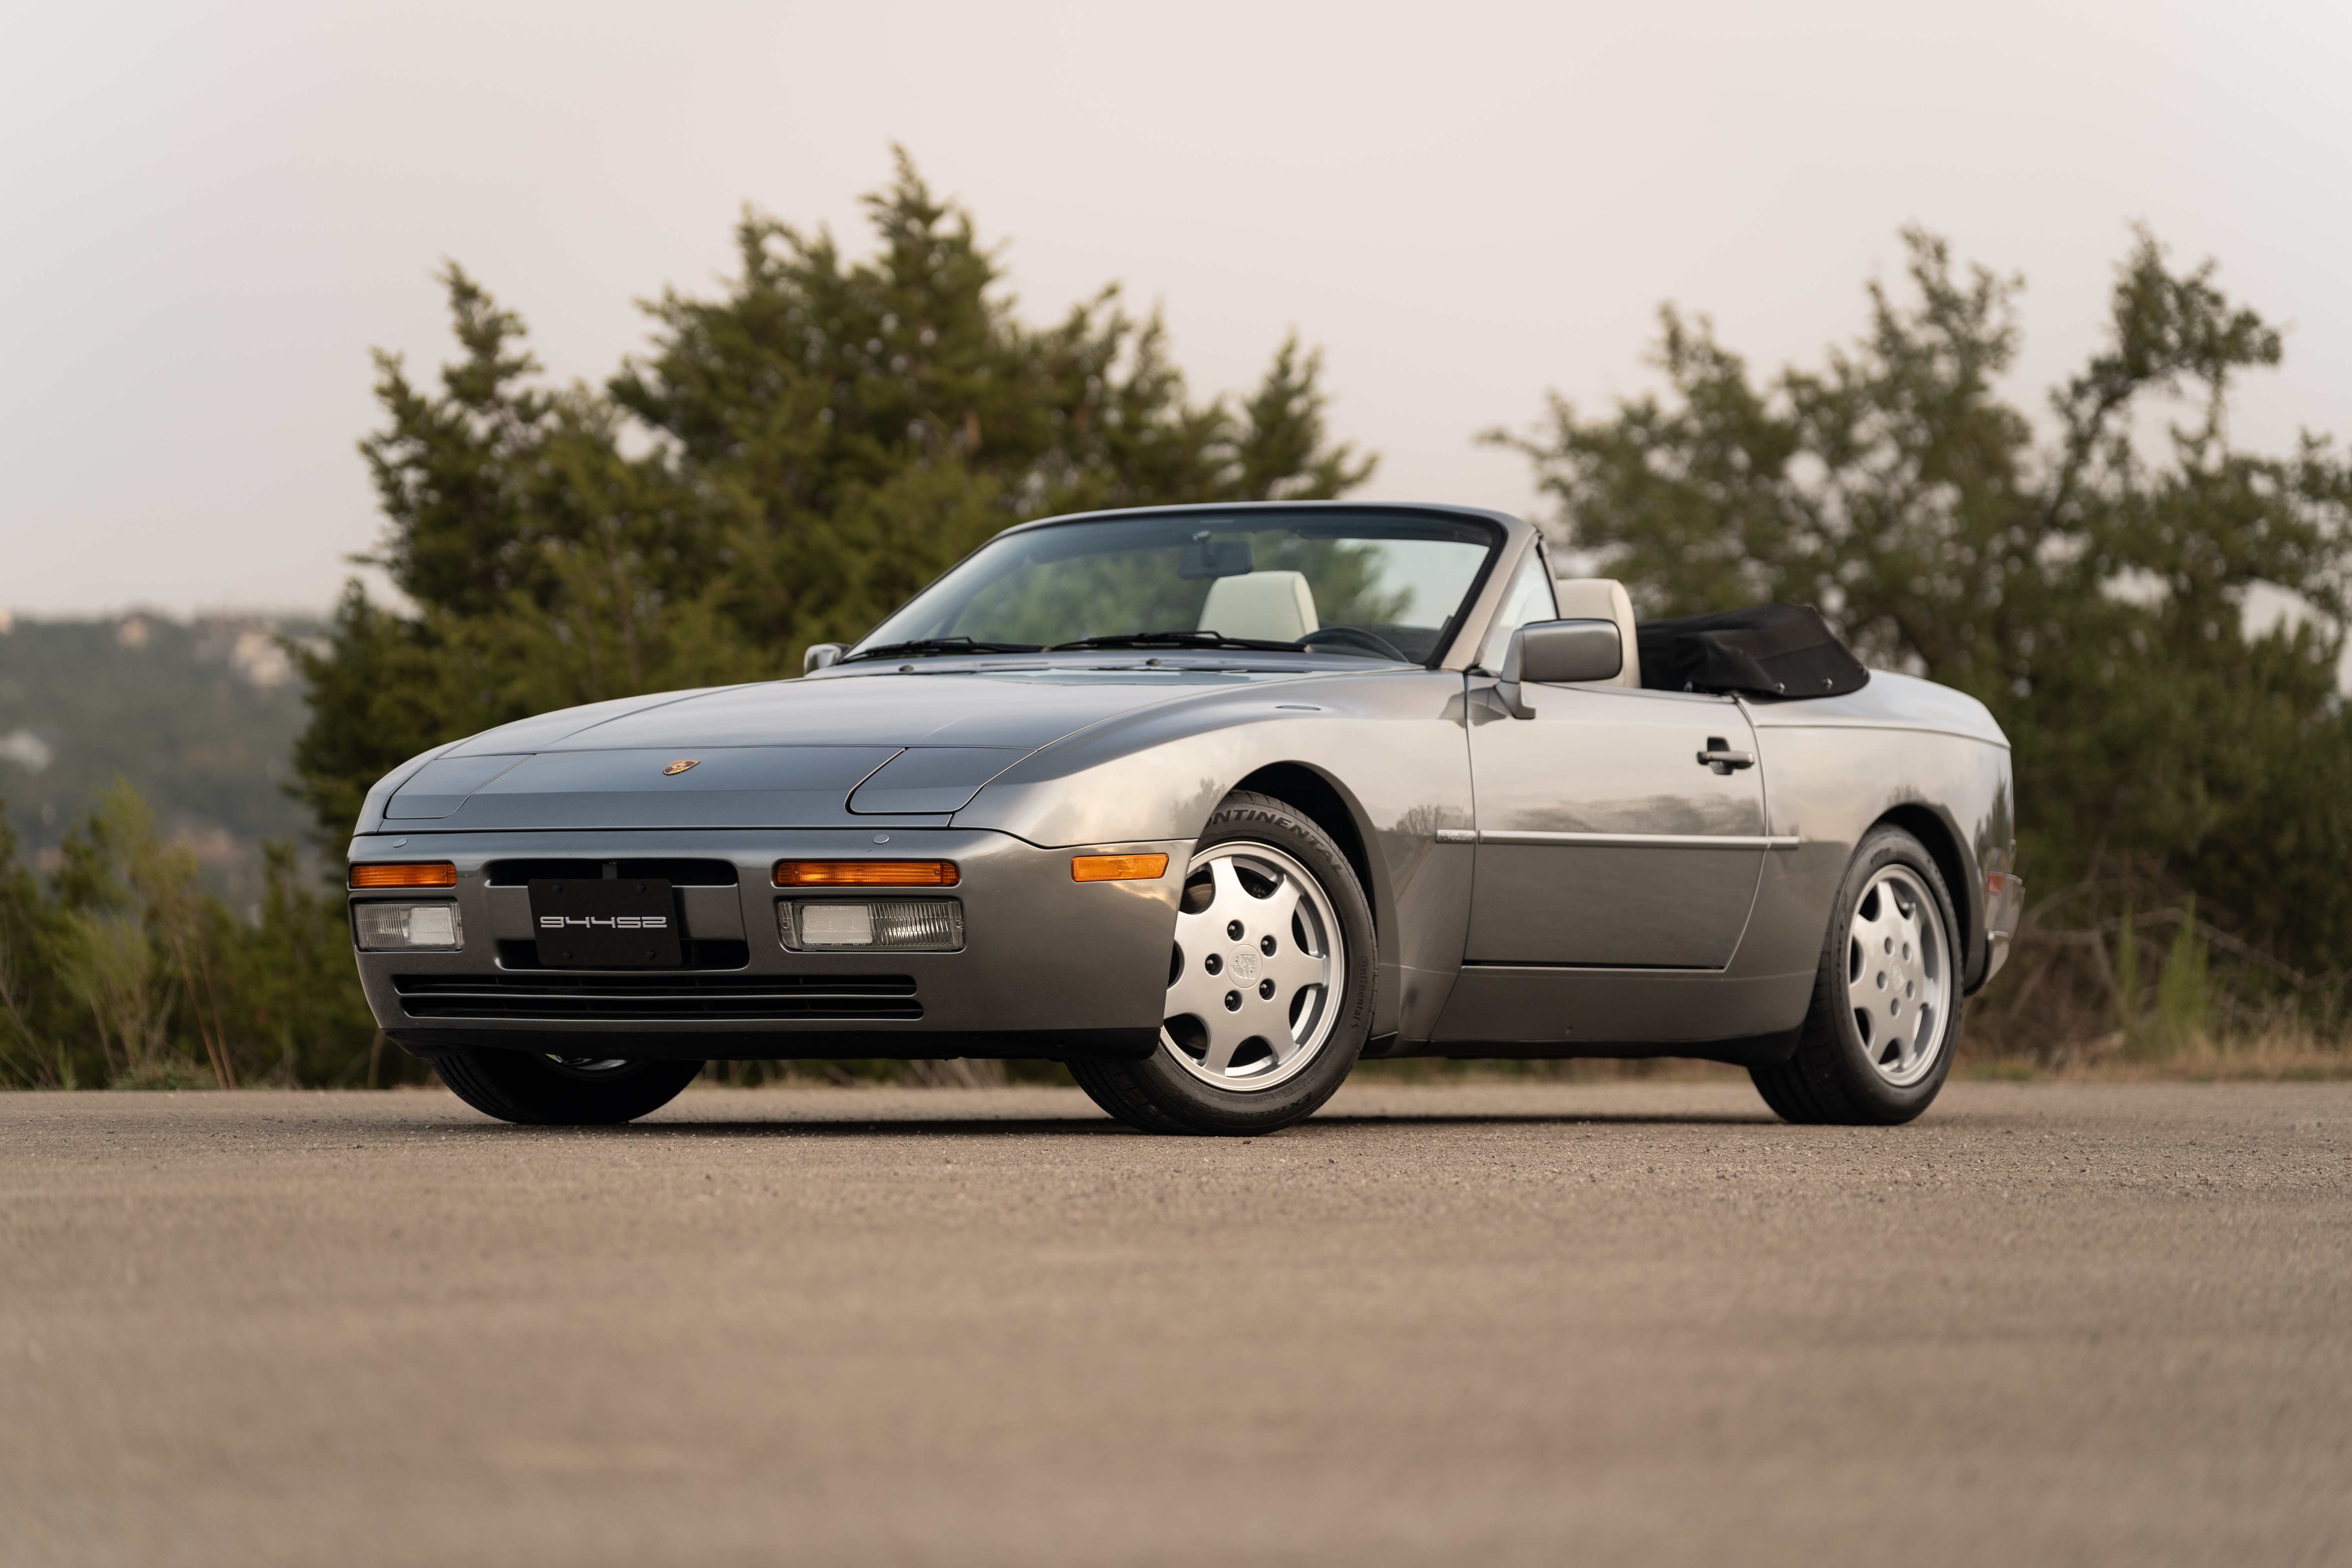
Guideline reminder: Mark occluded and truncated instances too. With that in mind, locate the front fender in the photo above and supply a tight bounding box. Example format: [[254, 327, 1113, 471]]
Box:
[[954, 670, 1478, 1043]]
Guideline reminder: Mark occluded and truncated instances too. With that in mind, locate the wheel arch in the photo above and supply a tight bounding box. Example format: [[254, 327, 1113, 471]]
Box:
[[1230, 762, 1382, 937], [1871, 802, 1986, 992]]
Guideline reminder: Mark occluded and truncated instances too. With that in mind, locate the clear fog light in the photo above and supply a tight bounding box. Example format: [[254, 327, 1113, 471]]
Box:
[[355, 902, 464, 951], [780, 899, 963, 952]]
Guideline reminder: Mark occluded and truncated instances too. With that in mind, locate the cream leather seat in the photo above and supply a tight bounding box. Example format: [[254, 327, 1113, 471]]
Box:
[[1552, 578, 1641, 686], [1199, 570, 1320, 644]]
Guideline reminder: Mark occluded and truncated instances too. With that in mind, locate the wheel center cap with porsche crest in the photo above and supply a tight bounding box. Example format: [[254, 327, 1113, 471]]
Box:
[[662, 759, 699, 776], [1230, 947, 1260, 981]]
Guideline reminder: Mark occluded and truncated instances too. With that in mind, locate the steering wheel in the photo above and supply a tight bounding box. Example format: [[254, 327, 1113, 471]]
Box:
[[1299, 626, 1411, 661]]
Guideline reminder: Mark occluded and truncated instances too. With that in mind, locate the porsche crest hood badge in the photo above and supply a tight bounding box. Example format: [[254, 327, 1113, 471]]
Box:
[[662, 758, 700, 776]]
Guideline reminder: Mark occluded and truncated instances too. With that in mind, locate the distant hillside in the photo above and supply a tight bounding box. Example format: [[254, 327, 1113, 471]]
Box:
[[0, 612, 324, 909]]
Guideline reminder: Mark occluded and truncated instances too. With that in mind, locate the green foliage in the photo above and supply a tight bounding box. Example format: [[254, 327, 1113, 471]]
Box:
[[1492, 227, 2352, 974], [0, 809, 76, 1086], [2113, 909, 2142, 1040], [2154, 896, 2214, 1052], [0, 780, 386, 1090], [294, 152, 1374, 840], [50, 781, 214, 1085]]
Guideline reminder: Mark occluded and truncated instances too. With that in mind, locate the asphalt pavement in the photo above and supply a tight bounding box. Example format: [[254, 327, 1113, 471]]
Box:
[[3, 1079, 2347, 1567]]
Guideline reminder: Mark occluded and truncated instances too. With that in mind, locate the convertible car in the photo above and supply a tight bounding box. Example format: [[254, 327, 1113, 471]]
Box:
[[346, 502, 2021, 1134]]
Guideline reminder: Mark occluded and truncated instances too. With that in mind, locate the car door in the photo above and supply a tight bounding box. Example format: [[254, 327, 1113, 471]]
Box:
[[1465, 681, 1768, 969]]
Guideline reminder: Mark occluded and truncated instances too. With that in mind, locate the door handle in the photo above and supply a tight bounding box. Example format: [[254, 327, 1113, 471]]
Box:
[[1697, 737, 1754, 774]]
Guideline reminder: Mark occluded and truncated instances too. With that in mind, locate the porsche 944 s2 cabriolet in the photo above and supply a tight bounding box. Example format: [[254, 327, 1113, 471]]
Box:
[[346, 502, 2022, 1134]]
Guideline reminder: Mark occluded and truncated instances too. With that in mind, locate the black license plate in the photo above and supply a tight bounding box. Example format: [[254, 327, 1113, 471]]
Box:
[[529, 878, 683, 968]]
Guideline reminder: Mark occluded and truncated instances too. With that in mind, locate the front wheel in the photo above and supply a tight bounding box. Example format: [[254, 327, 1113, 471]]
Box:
[[1071, 791, 1375, 1136], [435, 1049, 704, 1125], [1750, 826, 1961, 1125]]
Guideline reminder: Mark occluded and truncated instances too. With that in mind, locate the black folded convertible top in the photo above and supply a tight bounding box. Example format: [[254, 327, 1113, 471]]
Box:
[[1635, 603, 1870, 700]]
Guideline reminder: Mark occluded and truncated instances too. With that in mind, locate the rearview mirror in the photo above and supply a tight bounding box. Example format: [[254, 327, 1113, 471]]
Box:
[[1498, 619, 1622, 716], [804, 643, 844, 674], [1177, 537, 1256, 580]]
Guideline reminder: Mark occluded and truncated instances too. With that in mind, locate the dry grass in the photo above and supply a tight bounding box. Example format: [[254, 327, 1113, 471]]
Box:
[[1959, 1028, 2352, 1083], [1362, 1035, 2352, 1087]]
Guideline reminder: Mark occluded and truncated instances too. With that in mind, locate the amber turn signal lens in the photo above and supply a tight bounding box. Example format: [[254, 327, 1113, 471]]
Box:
[[349, 862, 457, 889], [1071, 853, 1170, 882], [774, 860, 960, 888]]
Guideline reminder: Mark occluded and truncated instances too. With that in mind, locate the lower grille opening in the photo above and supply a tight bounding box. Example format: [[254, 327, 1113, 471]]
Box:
[[496, 939, 751, 972], [394, 971, 919, 1021]]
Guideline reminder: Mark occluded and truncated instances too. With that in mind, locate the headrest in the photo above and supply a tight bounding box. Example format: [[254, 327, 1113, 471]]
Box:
[[1552, 578, 1640, 687], [1199, 570, 1320, 644]]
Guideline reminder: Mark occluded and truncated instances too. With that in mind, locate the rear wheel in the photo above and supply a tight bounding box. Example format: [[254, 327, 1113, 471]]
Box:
[[1750, 827, 1961, 1125], [435, 1049, 704, 1125], [1071, 791, 1374, 1136]]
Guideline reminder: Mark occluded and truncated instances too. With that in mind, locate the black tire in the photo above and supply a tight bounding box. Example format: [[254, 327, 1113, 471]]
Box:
[[1072, 791, 1376, 1136], [1750, 826, 1962, 1126], [435, 1049, 704, 1126]]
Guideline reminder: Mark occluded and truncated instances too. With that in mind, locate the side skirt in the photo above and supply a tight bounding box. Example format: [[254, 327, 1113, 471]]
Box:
[[1426, 963, 1815, 1049], [1428, 1026, 1802, 1068]]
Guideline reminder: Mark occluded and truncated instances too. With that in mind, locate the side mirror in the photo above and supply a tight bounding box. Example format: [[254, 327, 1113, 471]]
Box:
[[1498, 619, 1622, 717], [803, 643, 845, 674]]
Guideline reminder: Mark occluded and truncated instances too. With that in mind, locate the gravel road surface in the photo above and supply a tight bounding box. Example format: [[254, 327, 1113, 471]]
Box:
[[3, 1080, 2348, 1567]]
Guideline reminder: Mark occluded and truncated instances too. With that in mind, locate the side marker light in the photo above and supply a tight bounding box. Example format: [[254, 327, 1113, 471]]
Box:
[[1071, 854, 1170, 882]]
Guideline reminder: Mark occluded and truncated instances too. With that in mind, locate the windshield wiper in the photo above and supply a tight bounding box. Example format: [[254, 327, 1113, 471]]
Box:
[[1050, 630, 1302, 653], [842, 636, 1046, 664]]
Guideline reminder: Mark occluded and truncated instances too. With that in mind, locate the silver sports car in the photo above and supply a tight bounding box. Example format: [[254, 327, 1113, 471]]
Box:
[[347, 502, 2021, 1133]]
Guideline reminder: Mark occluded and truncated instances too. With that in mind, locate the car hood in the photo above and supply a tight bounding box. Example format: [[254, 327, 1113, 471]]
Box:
[[448, 668, 1251, 754], [363, 666, 1316, 833]]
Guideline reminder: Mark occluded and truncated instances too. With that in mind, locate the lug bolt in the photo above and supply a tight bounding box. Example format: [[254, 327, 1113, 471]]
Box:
[[1224, 991, 1242, 1011], [1258, 979, 1275, 1000], [1205, 953, 1223, 975], [1227, 920, 1244, 941], [1260, 935, 1276, 955]]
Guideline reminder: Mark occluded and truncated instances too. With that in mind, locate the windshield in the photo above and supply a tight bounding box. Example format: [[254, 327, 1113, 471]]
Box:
[[851, 511, 1501, 664]]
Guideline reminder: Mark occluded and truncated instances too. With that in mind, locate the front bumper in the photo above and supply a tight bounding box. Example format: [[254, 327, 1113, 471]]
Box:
[[347, 827, 1185, 1061]]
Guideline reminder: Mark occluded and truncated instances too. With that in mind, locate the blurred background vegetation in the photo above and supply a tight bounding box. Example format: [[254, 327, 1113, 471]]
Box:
[[1491, 226, 2352, 1071], [2, 160, 2346, 1089], [0, 613, 324, 908]]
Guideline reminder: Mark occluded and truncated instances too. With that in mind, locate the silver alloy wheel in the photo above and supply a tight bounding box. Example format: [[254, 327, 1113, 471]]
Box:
[[1846, 865, 1950, 1087], [1161, 841, 1345, 1093]]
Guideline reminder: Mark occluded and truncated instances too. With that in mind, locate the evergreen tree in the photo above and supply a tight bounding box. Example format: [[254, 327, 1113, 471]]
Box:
[[293, 153, 1372, 839], [1491, 229, 2352, 966]]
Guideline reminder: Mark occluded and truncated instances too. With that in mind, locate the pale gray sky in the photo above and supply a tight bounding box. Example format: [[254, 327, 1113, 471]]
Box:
[[4, 0, 2347, 616]]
